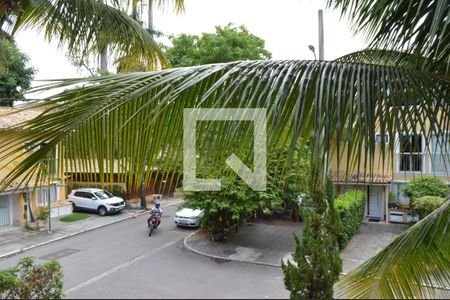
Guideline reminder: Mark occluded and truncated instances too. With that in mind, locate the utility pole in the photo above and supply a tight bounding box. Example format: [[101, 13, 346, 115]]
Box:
[[47, 153, 52, 233], [318, 9, 324, 60], [148, 0, 154, 36]]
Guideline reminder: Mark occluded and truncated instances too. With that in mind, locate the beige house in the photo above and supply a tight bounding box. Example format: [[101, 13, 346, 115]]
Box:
[[0, 107, 70, 227], [330, 125, 450, 223]]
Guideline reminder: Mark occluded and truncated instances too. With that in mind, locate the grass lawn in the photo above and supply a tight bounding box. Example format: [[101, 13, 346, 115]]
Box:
[[60, 213, 90, 223]]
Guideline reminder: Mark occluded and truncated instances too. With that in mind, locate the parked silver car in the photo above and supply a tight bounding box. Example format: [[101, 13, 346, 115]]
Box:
[[174, 207, 204, 227], [68, 188, 125, 216]]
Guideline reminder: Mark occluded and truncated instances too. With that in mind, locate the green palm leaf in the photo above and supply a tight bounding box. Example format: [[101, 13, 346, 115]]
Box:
[[327, 0, 450, 67], [336, 49, 450, 74], [0, 60, 448, 191], [7, 0, 170, 70], [335, 199, 450, 299]]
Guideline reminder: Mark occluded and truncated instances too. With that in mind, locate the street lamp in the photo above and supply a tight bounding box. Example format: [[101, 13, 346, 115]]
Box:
[[308, 45, 317, 60]]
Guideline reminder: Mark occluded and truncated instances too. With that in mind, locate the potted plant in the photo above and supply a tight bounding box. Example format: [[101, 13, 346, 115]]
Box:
[[35, 207, 50, 231]]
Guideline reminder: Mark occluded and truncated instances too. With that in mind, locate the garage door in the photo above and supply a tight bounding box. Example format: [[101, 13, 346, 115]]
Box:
[[0, 195, 11, 226]]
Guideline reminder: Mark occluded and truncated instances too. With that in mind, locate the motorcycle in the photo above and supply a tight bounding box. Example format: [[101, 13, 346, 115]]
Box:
[[148, 215, 161, 236]]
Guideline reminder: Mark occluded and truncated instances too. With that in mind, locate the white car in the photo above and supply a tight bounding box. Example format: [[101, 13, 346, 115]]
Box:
[[174, 208, 204, 227], [68, 188, 125, 216]]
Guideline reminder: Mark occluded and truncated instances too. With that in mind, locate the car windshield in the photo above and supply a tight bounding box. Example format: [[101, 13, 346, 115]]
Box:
[[94, 191, 114, 199]]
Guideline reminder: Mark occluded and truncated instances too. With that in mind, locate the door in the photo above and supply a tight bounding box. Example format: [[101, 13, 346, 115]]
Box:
[[368, 186, 383, 219], [83, 192, 97, 210], [0, 194, 11, 226]]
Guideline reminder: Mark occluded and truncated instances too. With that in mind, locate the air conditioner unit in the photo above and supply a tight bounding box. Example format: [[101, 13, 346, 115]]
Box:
[[375, 133, 389, 144]]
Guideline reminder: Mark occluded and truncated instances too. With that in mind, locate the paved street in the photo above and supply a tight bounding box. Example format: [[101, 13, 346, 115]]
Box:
[[0, 206, 288, 299]]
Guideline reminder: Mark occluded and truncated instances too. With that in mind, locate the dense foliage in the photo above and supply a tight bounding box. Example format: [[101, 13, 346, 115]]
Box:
[[162, 23, 272, 67], [334, 190, 366, 249], [0, 257, 63, 299], [282, 161, 342, 299], [411, 196, 446, 219], [258, 144, 309, 218], [0, 38, 35, 106], [401, 176, 449, 201], [184, 177, 259, 241], [184, 145, 307, 241]]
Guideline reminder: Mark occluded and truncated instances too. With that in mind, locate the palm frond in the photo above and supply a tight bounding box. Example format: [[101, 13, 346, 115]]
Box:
[[327, 0, 450, 67], [335, 199, 450, 299], [0, 60, 448, 191], [9, 0, 169, 70], [336, 49, 449, 74]]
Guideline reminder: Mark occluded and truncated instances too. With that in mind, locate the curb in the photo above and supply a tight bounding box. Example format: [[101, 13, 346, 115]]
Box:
[[183, 230, 281, 268], [0, 200, 184, 260]]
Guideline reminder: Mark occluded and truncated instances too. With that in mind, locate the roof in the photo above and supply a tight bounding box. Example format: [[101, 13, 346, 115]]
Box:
[[332, 170, 392, 184], [0, 107, 41, 129]]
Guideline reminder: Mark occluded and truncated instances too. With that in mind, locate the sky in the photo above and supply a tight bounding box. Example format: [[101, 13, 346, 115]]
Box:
[[15, 0, 367, 81]]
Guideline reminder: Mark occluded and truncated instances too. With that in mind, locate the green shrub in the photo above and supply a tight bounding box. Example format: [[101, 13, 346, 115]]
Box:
[[35, 207, 49, 221], [0, 257, 64, 299], [335, 190, 365, 249], [401, 176, 449, 201], [184, 177, 260, 241], [411, 196, 445, 219]]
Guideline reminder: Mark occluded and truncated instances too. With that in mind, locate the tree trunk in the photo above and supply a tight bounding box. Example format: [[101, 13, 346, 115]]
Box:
[[139, 176, 148, 210]]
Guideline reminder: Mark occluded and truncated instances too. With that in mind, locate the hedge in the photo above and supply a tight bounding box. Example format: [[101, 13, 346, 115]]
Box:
[[335, 190, 366, 250], [411, 196, 445, 219], [401, 176, 449, 200]]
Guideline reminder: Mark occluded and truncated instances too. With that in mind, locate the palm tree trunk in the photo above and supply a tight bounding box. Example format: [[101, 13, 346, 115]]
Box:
[[138, 0, 154, 211], [147, 0, 153, 35]]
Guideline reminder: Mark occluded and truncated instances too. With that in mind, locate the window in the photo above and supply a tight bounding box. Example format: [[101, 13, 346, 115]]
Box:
[[430, 134, 450, 174], [36, 185, 57, 206], [94, 191, 113, 199], [375, 133, 389, 144], [397, 134, 423, 172], [74, 192, 95, 199], [74, 191, 84, 198]]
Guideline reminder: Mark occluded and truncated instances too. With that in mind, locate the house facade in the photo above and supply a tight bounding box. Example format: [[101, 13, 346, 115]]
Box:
[[330, 127, 449, 223], [0, 107, 70, 227]]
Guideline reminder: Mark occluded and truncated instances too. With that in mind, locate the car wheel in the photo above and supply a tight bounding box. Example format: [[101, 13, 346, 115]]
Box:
[[98, 206, 107, 216], [72, 203, 77, 212]]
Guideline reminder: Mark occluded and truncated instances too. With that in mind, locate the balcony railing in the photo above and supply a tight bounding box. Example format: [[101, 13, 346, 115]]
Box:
[[397, 153, 424, 173]]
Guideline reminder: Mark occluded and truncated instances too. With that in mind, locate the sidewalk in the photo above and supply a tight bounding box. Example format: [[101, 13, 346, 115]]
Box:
[[184, 219, 407, 271], [0, 197, 183, 259]]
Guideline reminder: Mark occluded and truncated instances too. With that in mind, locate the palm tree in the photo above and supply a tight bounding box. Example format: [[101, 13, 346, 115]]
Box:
[[100, 0, 185, 72], [0, 0, 172, 71], [0, 0, 448, 298]]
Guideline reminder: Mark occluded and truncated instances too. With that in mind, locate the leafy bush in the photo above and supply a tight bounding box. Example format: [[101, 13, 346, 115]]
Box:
[[335, 190, 366, 250], [0, 257, 64, 299], [411, 196, 445, 219], [184, 177, 260, 241], [401, 176, 449, 201], [35, 207, 49, 221]]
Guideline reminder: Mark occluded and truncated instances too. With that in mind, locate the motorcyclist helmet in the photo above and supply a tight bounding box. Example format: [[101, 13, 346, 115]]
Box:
[[154, 199, 160, 208]]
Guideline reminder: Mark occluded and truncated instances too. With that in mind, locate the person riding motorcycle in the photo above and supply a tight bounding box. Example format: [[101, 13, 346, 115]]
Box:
[[147, 200, 163, 228]]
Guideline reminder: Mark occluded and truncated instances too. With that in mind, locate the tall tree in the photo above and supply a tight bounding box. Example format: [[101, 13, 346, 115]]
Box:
[[0, 0, 170, 72], [162, 24, 272, 67], [0, 0, 449, 298], [0, 38, 35, 106]]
